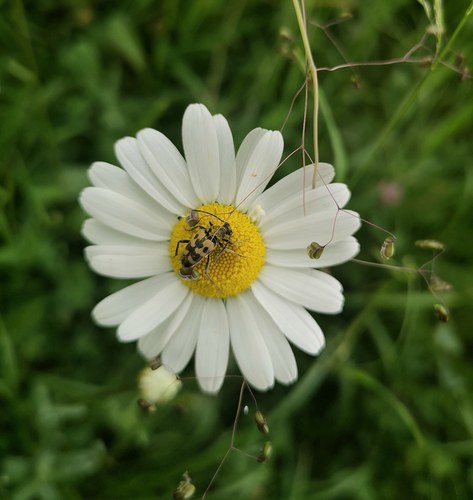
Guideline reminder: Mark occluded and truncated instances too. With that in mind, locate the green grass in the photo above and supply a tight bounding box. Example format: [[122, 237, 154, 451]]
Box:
[[1, 0, 473, 498]]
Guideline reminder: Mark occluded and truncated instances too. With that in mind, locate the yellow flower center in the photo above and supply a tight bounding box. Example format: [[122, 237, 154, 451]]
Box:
[[169, 203, 265, 299]]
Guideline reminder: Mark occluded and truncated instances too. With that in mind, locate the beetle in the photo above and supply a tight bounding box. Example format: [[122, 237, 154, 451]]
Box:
[[175, 211, 235, 281]]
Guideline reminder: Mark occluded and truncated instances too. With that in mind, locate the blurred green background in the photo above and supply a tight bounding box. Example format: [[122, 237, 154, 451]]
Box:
[[1, 0, 473, 498]]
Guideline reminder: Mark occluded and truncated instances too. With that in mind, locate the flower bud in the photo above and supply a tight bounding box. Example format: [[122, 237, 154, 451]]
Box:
[[255, 410, 269, 434], [307, 242, 324, 260], [429, 275, 452, 292], [257, 441, 273, 463], [279, 26, 293, 42], [380, 237, 395, 259], [415, 240, 445, 251], [138, 366, 182, 406], [173, 471, 196, 500], [351, 75, 361, 90], [173, 484, 195, 500], [434, 304, 449, 322], [455, 53, 465, 67]]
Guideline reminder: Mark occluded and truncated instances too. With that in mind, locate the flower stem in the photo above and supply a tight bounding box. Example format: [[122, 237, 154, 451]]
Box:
[[292, 0, 319, 187]]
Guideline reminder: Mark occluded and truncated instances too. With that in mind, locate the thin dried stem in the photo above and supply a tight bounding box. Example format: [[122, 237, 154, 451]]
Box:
[[201, 381, 247, 499], [292, 0, 319, 188]]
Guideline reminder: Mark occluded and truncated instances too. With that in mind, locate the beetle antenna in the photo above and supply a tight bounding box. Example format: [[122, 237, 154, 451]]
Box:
[[192, 209, 227, 224]]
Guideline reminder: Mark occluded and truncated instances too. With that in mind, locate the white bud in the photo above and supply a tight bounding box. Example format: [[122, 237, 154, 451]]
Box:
[[138, 366, 182, 405]]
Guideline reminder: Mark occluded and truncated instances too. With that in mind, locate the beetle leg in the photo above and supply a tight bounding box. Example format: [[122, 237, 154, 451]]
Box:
[[214, 240, 244, 262], [202, 255, 224, 294], [204, 254, 211, 275], [184, 224, 207, 233], [223, 248, 244, 258], [175, 239, 190, 256]]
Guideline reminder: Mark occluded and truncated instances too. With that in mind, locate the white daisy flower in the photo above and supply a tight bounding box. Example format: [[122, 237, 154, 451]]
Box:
[[80, 103, 360, 394]]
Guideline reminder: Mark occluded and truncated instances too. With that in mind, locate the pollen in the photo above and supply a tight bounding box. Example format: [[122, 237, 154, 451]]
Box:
[[169, 203, 266, 299]]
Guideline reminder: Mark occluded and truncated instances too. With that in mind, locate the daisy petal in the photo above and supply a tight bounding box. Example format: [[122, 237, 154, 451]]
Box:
[[265, 236, 360, 268], [79, 187, 172, 241], [92, 275, 164, 327], [115, 137, 185, 215], [246, 296, 298, 385], [195, 298, 230, 394], [117, 273, 188, 341], [227, 293, 274, 391], [309, 269, 344, 292], [88, 161, 129, 190], [262, 209, 361, 250], [249, 163, 335, 214], [252, 280, 325, 355], [234, 127, 266, 189], [182, 104, 220, 203], [138, 293, 194, 358], [258, 183, 351, 230], [86, 163, 175, 233], [137, 128, 200, 208], [85, 243, 170, 278], [214, 114, 237, 204], [161, 295, 205, 373], [258, 265, 344, 314], [82, 219, 152, 245], [235, 130, 284, 212], [88, 162, 168, 216]]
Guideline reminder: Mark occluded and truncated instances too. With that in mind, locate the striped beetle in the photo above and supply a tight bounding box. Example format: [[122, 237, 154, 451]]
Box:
[[175, 210, 236, 281]]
